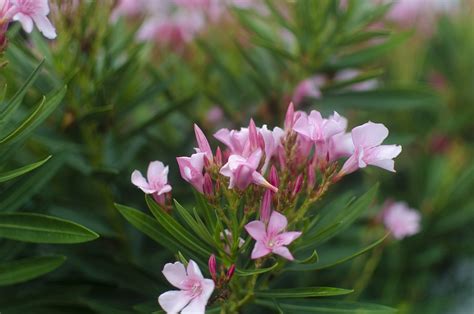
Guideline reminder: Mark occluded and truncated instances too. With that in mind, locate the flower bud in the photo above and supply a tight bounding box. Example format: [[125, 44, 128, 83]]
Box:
[[292, 174, 304, 197], [260, 190, 272, 223], [203, 173, 214, 196], [215, 147, 223, 166], [208, 254, 217, 282], [194, 124, 213, 161], [269, 165, 279, 189], [284, 102, 295, 131], [226, 264, 235, 281], [248, 119, 259, 151]]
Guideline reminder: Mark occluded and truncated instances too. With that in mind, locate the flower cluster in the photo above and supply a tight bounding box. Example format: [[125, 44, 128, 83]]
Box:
[[112, 0, 258, 49], [131, 103, 402, 313], [0, 0, 56, 50]]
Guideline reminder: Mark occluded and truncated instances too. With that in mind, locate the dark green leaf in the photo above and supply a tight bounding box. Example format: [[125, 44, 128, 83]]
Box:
[[256, 287, 353, 298], [256, 299, 396, 313], [0, 213, 99, 243], [0, 155, 51, 183], [0, 256, 66, 286], [235, 262, 279, 277]]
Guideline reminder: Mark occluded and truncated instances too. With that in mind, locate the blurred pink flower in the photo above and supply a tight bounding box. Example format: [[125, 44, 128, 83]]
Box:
[[206, 106, 224, 124], [245, 211, 301, 260], [220, 149, 277, 192], [382, 201, 421, 239], [131, 161, 172, 205], [11, 0, 56, 39], [340, 122, 402, 175], [292, 76, 326, 105], [177, 152, 206, 193], [158, 260, 215, 314]]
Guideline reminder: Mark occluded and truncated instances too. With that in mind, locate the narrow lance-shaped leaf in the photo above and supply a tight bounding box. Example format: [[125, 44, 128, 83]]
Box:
[[0, 155, 51, 183], [255, 287, 354, 299], [0, 256, 66, 286], [255, 299, 397, 313], [235, 262, 279, 277], [0, 213, 99, 244]]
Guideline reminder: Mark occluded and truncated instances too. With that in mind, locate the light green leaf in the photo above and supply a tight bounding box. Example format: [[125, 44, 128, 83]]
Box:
[[0, 213, 99, 243], [255, 287, 353, 298], [0, 256, 66, 286], [0, 155, 51, 183]]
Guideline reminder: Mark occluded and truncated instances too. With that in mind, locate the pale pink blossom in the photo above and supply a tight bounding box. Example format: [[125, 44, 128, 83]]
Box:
[[214, 127, 249, 156], [259, 125, 284, 173], [111, 0, 145, 20], [340, 122, 402, 175], [11, 0, 56, 39], [245, 211, 301, 260], [334, 69, 378, 91], [158, 260, 215, 314], [131, 161, 172, 205], [177, 152, 206, 193], [382, 201, 421, 239], [219, 149, 277, 192], [292, 75, 326, 105]]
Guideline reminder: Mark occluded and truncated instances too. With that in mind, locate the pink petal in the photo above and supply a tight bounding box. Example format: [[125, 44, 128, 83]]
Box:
[[147, 161, 166, 185], [14, 13, 34, 33], [292, 114, 311, 138], [351, 122, 389, 148], [268, 211, 288, 235], [194, 124, 213, 160], [276, 231, 302, 246], [272, 246, 294, 260], [157, 185, 172, 195], [162, 262, 188, 289], [186, 260, 203, 280], [339, 153, 359, 175], [131, 170, 154, 194], [245, 221, 267, 242], [251, 240, 272, 259], [182, 278, 214, 314], [158, 290, 193, 313], [251, 171, 278, 192], [32, 14, 56, 39], [369, 159, 395, 172]]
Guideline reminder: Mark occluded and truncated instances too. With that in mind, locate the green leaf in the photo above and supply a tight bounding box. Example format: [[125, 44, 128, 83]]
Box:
[[235, 262, 279, 277], [0, 213, 99, 243], [317, 88, 438, 111], [256, 299, 396, 313], [300, 184, 379, 248], [0, 256, 66, 286], [0, 86, 67, 146], [0, 60, 44, 127], [0, 155, 51, 183], [173, 200, 216, 247], [255, 287, 353, 298], [146, 195, 213, 258], [287, 233, 388, 272], [294, 250, 319, 264]]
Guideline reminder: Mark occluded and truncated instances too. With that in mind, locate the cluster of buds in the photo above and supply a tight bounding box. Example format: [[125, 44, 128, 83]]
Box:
[[131, 102, 402, 313], [0, 0, 56, 52]]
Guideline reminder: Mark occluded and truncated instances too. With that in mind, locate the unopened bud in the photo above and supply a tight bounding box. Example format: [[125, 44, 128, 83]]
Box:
[[194, 124, 213, 162], [269, 165, 279, 189], [226, 264, 235, 281], [284, 102, 295, 131], [203, 173, 214, 196], [208, 254, 217, 282], [249, 119, 259, 150], [260, 190, 272, 223], [292, 174, 304, 197], [215, 147, 223, 166]]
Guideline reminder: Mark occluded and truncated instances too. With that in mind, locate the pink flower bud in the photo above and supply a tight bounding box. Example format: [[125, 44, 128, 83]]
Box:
[[203, 173, 214, 196], [248, 119, 259, 151], [307, 163, 316, 190], [260, 189, 272, 223], [215, 146, 223, 166], [269, 165, 279, 188], [226, 264, 235, 281], [208, 254, 217, 282], [284, 102, 295, 130], [292, 174, 304, 197], [194, 124, 213, 161]]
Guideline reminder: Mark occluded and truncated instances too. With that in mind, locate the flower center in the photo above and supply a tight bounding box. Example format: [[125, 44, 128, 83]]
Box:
[[189, 281, 202, 298]]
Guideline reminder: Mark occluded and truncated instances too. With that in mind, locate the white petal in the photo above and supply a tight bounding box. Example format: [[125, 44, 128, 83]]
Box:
[[162, 262, 188, 289], [158, 290, 192, 313], [351, 122, 389, 148], [14, 13, 34, 33], [32, 14, 56, 39], [186, 260, 203, 280], [131, 170, 154, 194]]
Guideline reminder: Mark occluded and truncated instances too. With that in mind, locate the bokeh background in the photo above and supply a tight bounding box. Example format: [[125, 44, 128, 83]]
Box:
[[0, 0, 473, 313]]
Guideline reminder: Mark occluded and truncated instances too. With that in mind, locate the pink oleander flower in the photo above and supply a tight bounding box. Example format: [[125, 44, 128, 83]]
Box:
[[214, 127, 250, 156], [334, 69, 378, 91], [11, 0, 56, 39], [292, 75, 326, 105], [220, 149, 277, 192], [158, 260, 215, 314], [382, 201, 421, 239], [177, 152, 206, 193], [259, 124, 284, 173], [340, 122, 402, 175], [131, 161, 172, 205], [245, 211, 302, 260]]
